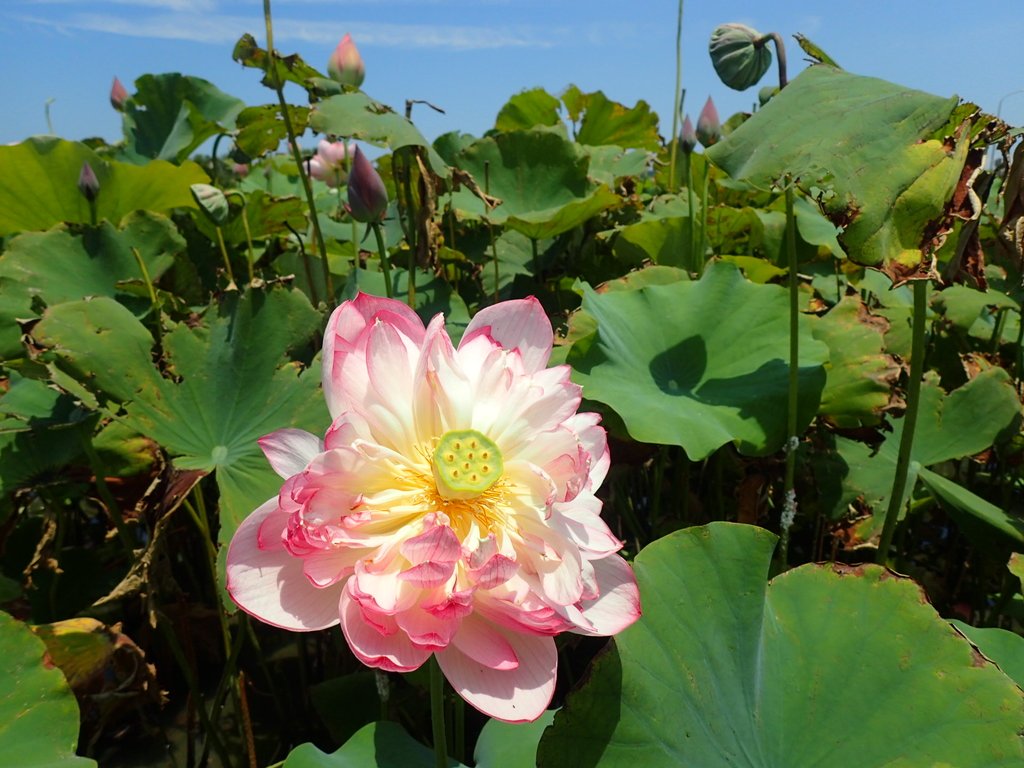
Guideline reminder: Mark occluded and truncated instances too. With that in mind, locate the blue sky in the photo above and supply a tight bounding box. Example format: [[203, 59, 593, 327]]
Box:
[[3, 1, 1024, 149]]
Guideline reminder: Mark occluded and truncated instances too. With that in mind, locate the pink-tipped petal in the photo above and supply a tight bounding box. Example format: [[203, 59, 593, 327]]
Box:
[[437, 629, 556, 722], [258, 428, 322, 479], [340, 588, 432, 672], [322, 294, 424, 416], [226, 498, 344, 631], [574, 555, 642, 636], [450, 613, 519, 671], [460, 296, 553, 374]]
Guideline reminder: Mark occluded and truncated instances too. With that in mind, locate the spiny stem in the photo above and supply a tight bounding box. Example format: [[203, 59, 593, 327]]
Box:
[[262, 0, 333, 304], [876, 278, 929, 565]]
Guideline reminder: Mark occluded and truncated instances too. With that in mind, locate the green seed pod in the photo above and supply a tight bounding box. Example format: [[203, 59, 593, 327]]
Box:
[[709, 23, 773, 91]]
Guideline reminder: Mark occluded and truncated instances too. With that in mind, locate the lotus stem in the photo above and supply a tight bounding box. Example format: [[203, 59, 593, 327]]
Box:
[[685, 152, 696, 273], [370, 220, 394, 299], [429, 655, 449, 768], [263, 0, 334, 304], [668, 0, 685, 188], [778, 185, 800, 567], [768, 32, 788, 89], [876, 278, 929, 565]]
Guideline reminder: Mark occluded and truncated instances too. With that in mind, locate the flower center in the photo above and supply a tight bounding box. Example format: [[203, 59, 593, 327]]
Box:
[[432, 430, 503, 501]]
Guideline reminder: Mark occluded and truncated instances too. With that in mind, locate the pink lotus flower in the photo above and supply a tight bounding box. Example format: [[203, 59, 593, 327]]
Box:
[[307, 139, 354, 188], [226, 295, 641, 722], [346, 146, 388, 222], [696, 96, 721, 148], [327, 33, 365, 88], [110, 77, 128, 112]]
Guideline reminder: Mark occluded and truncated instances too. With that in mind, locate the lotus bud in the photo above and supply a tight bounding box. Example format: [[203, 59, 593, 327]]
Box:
[[110, 77, 128, 111], [77, 161, 100, 202], [679, 115, 697, 155], [709, 23, 773, 91], [696, 97, 721, 148], [308, 139, 354, 188], [327, 34, 365, 88], [346, 146, 388, 223]]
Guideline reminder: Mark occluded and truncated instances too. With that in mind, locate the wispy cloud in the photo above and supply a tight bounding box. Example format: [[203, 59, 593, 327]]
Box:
[[15, 10, 556, 50], [21, 0, 217, 11]]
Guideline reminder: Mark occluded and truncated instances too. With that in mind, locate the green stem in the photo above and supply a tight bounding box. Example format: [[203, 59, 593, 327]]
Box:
[[876, 278, 929, 565], [768, 32, 788, 89], [429, 656, 448, 768], [699, 168, 710, 274], [215, 225, 235, 286], [684, 153, 696, 273], [668, 0, 685, 189], [371, 221, 394, 299], [130, 246, 159, 312], [453, 696, 465, 764], [778, 185, 800, 567], [262, 0, 333, 304]]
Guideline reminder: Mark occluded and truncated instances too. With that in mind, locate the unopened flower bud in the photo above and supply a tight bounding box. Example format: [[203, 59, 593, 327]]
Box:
[[110, 77, 128, 111], [696, 97, 721, 148], [346, 146, 387, 223], [327, 34, 365, 88], [680, 115, 697, 155], [78, 161, 100, 202]]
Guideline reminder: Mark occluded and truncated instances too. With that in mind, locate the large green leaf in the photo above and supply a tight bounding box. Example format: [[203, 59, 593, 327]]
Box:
[[0, 138, 206, 236], [475, 710, 556, 768], [31, 288, 327, 575], [918, 468, 1024, 545], [121, 73, 245, 163], [568, 261, 828, 458], [820, 368, 1021, 527], [0, 611, 96, 767], [445, 130, 620, 240], [810, 295, 898, 428], [495, 88, 562, 132], [951, 621, 1024, 690], [309, 92, 449, 177], [538, 523, 1024, 767], [283, 722, 459, 768], [705, 66, 965, 275], [0, 212, 184, 355], [0, 375, 93, 521], [573, 90, 661, 151]]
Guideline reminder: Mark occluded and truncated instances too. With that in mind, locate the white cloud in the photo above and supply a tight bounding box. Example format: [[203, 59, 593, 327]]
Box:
[[20, 0, 217, 11], [15, 10, 554, 50]]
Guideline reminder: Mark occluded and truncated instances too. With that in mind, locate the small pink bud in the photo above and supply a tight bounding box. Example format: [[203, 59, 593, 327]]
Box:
[[327, 34, 366, 88], [346, 146, 387, 223], [110, 77, 128, 111], [78, 161, 100, 202], [696, 97, 721, 148], [233, 163, 250, 177], [680, 115, 697, 154]]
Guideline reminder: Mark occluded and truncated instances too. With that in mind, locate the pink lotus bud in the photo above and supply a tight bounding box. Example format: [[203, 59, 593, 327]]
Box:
[[679, 115, 697, 154], [346, 146, 387, 222], [110, 77, 128, 111], [696, 97, 721, 148], [78, 161, 100, 202], [308, 139, 354, 188], [233, 163, 250, 177], [327, 34, 365, 88]]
